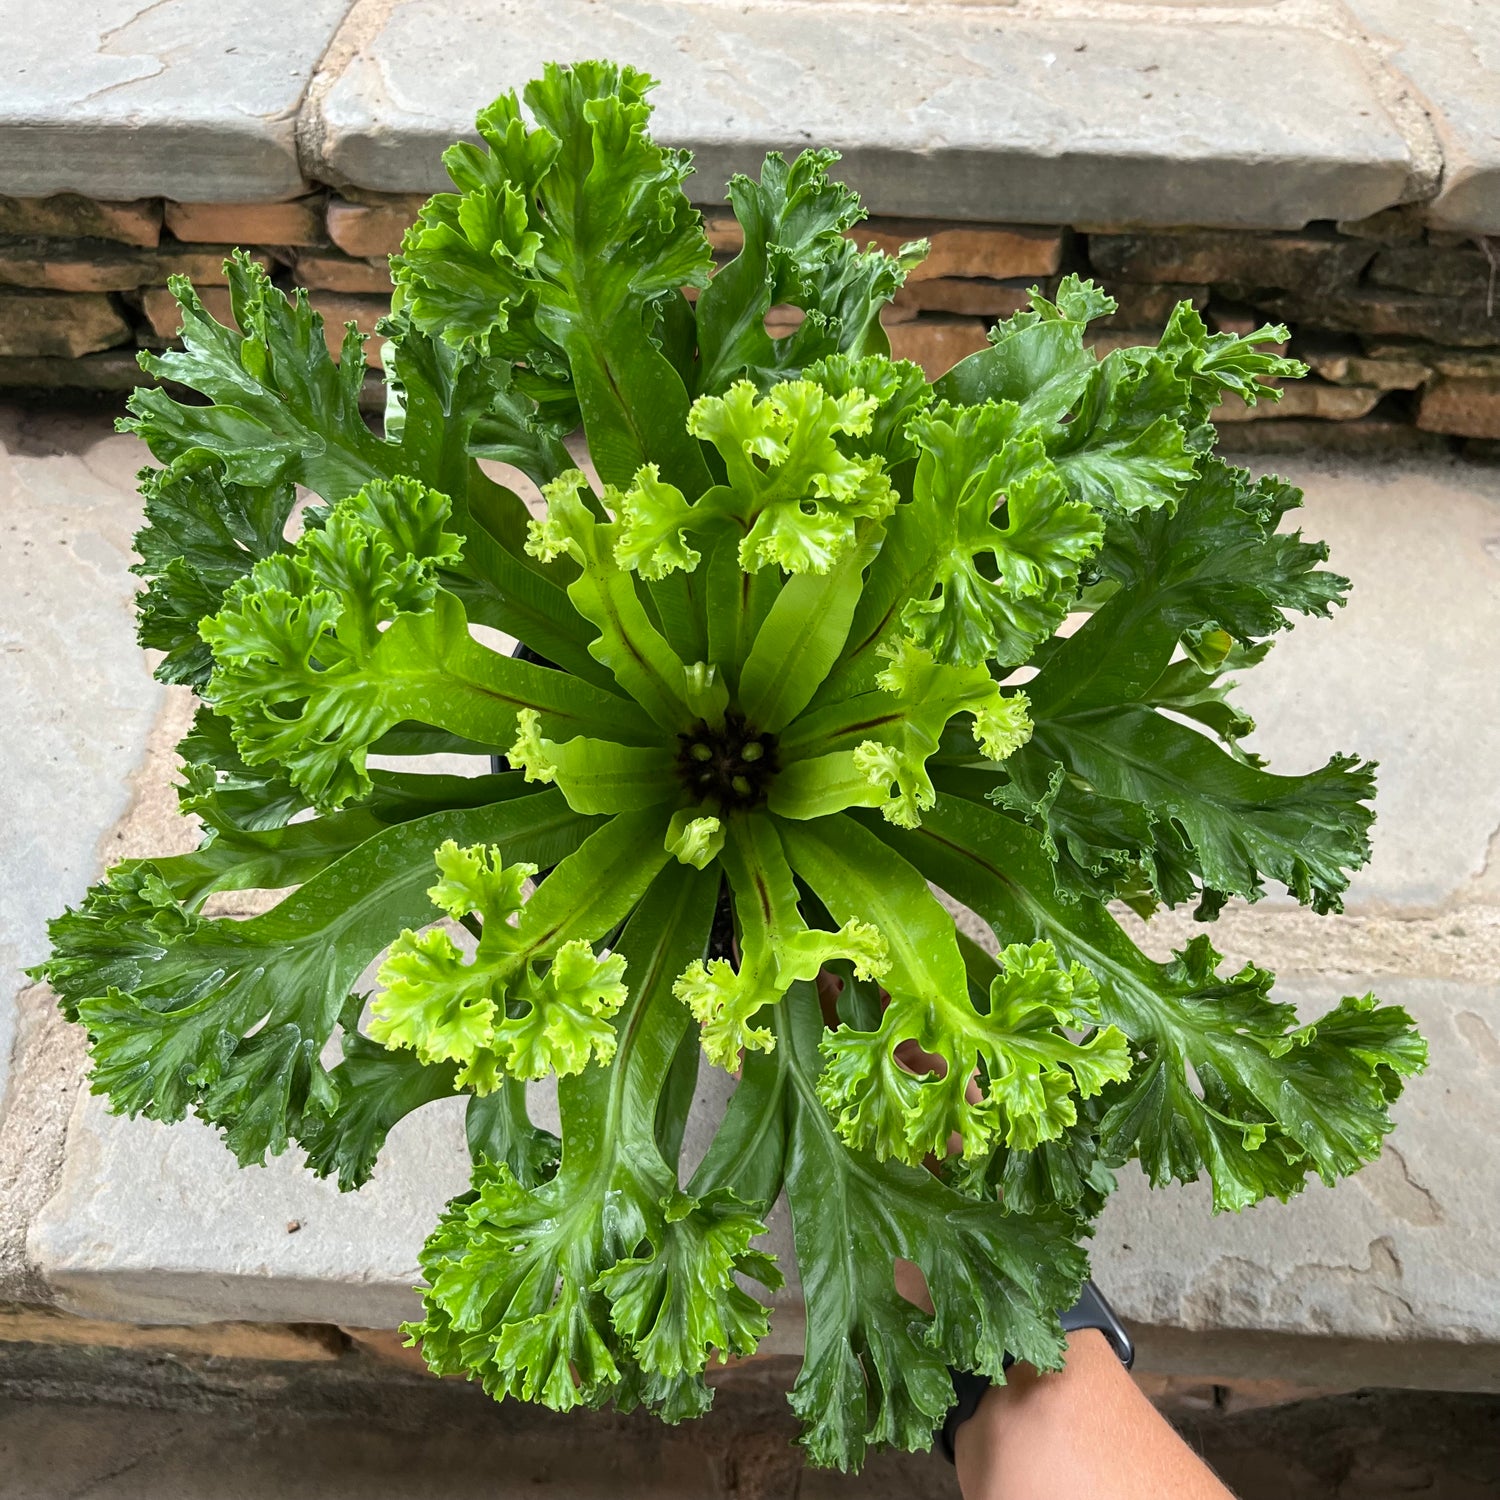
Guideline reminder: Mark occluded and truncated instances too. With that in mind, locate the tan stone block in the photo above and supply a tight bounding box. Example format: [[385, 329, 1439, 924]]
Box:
[[885, 317, 991, 378], [892, 277, 1034, 319], [1334, 205, 1427, 244], [155, 249, 270, 286], [165, 197, 324, 247], [861, 219, 1063, 282], [342, 1325, 431, 1374], [0, 351, 146, 392], [142, 284, 236, 339], [1417, 376, 1500, 439], [1206, 302, 1286, 347], [1213, 380, 1382, 422], [0, 194, 161, 247], [1136, 1371, 1346, 1416], [696, 213, 1060, 285], [0, 1308, 343, 1368], [1299, 341, 1430, 390], [1363, 343, 1500, 380], [1089, 230, 1374, 294], [0, 1303, 342, 1361], [1429, 349, 1500, 379], [293, 253, 393, 294], [309, 291, 391, 367], [703, 210, 742, 255], [0, 245, 267, 294], [0, 292, 130, 358], [760, 303, 811, 338], [326, 196, 426, 258]]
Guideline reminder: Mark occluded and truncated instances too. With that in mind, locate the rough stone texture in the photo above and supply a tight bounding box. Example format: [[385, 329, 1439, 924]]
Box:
[[0, 410, 163, 1105], [0, 1389, 958, 1500], [1076, 452, 1500, 1385], [0, 1304, 343, 1361], [1103, 281, 1210, 327], [1417, 376, 1500, 440], [891, 278, 1035, 320], [1094, 978, 1500, 1393], [0, 695, 199, 1303], [11, 441, 1498, 1395], [163, 197, 326, 247], [1090, 230, 1377, 294], [142, 284, 235, 340], [1345, 0, 1500, 233], [27, 1058, 811, 1348], [0, 244, 265, 294], [307, 291, 391, 366], [0, 409, 184, 1301], [1258, 285, 1500, 348], [29, 1098, 473, 1329], [1369, 243, 1498, 301], [1300, 342, 1432, 390], [0, 194, 161, 247], [306, 0, 1414, 227], [7, 1378, 1500, 1500], [885, 317, 992, 377], [1335, 204, 1430, 244], [0, 354, 148, 395], [324, 195, 425, 258], [0, 0, 353, 201], [1214, 381, 1383, 422], [0, 293, 130, 358], [0, 988, 88, 1304], [1221, 455, 1500, 909], [293, 251, 393, 293], [1215, 418, 1451, 459], [1371, 344, 1500, 379], [859, 221, 1062, 281]]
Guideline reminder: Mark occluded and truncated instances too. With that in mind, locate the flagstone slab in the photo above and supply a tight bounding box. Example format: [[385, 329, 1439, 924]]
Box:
[[0, 0, 354, 200], [4, 413, 1496, 1393], [1344, 0, 1500, 233], [306, 0, 1415, 227], [0, 410, 161, 1112]]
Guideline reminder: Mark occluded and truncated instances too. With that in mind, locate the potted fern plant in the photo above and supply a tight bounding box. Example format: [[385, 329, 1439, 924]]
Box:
[[35, 60, 1425, 1472]]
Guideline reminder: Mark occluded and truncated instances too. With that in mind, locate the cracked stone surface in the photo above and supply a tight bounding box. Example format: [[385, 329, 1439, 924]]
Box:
[[1227, 453, 1500, 912], [1093, 977, 1500, 1391], [0, 1, 1495, 235], [1344, 0, 1500, 233], [0, 0, 354, 199], [3, 410, 1498, 1385], [0, 409, 161, 1107], [307, 0, 1413, 225]]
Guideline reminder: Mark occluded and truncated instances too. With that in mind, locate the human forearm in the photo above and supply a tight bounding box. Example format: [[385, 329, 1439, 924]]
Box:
[[953, 1331, 1237, 1500]]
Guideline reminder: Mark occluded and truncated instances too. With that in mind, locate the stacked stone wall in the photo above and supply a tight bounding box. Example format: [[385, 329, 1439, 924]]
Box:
[[2, 190, 1496, 448]]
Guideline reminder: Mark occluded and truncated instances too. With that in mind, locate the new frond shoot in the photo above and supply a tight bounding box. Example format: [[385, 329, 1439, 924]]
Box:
[[34, 60, 1425, 1471]]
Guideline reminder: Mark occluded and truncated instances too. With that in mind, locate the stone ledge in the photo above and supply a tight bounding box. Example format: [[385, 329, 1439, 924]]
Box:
[[5, 429, 1500, 1396], [1345, 0, 1500, 234], [0, 1302, 344, 1361], [304, 0, 1414, 228], [0, 2, 1493, 232], [0, 0, 355, 201]]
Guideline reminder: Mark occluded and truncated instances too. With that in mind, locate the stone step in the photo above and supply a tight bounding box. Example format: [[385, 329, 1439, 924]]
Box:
[[0, 2, 1494, 233], [3, 410, 1497, 1394]]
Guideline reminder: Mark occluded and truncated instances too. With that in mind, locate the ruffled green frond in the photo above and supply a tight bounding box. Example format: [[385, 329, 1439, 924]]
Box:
[[370, 810, 673, 1086], [695, 149, 918, 396]]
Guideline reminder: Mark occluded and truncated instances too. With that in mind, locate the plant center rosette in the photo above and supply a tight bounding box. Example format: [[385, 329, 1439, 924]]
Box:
[[34, 60, 1426, 1472]]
